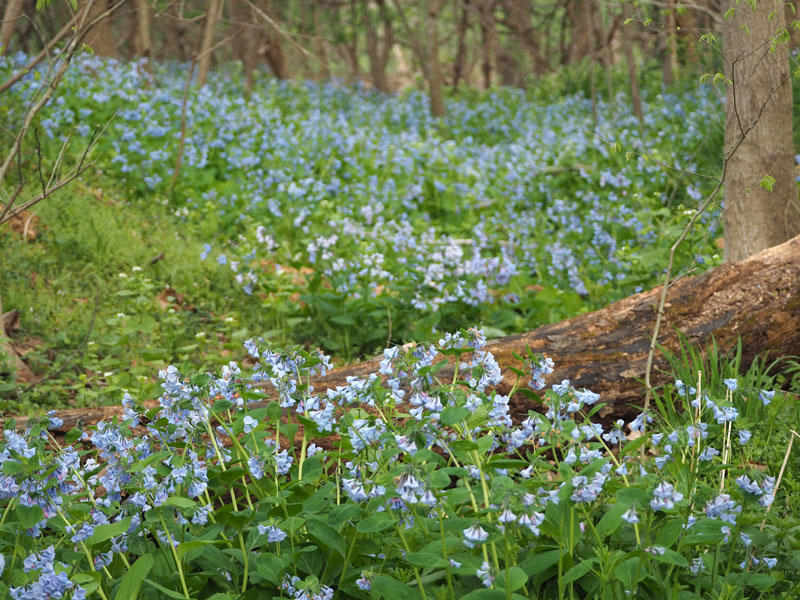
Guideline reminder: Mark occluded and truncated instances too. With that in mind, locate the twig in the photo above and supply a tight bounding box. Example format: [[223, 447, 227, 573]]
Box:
[[0, 120, 106, 226], [0, 11, 80, 94]]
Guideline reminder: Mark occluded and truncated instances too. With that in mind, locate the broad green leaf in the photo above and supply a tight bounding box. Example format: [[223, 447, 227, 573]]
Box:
[[497, 566, 528, 591], [176, 539, 216, 560], [372, 574, 421, 600], [597, 504, 628, 537], [114, 554, 153, 600], [307, 518, 347, 558], [86, 517, 131, 547], [162, 496, 196, 510], [356, 512, 395, 533], [16, 504, 44, 529], [518, 549, 561, 575], [563, 558, 596, 584], [651, 548, 688, 568]]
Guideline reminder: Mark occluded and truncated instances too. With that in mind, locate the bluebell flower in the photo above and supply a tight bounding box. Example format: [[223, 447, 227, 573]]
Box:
[[759, 390, 775, 405], [462, 524, 489, 547]]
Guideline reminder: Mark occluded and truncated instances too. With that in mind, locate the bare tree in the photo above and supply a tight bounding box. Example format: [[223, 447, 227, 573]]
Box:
[[722, 0, 799, 261]]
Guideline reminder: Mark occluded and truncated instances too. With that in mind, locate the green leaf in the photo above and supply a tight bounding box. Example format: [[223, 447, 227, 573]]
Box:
[[127, 450, 170, 473], [759, 174, 776, 192], [440, 406, 470, 426], [86, 517, 132, 547], [65, 428, 84, 444], [428, 469, 451, 489], [16, 503, 44, 529], [307, 518, 347, 558], [597, 504, 628, 537], [563, 558, 596, 584], [143, 578, 190, 599], [497, 566, 528, 591], [73, 571, 101, 594], [449, 440, 478, 452], [518, 549, 561, 575], [615, 557, 644, 587], [726, 572, 775, 592], [620, 434, 650, 456], [372, 574, 421, 600], [651, 548, 688, 568], [162, 496, 196, 511], [176, 539, 217, 560], [356, 512, 395, 533], [114, 554, 154, 600], [2, 460, 24, 475]]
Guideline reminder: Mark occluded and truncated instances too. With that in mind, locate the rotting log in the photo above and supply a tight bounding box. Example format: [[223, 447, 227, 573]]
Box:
[[10, 233, 800, 434]]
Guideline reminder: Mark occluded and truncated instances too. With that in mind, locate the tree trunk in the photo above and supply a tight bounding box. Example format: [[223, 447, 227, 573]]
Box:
[[26, 234, 800, 435], [500, 0, 551, 77], [660, 0, 677, 86], [723, 0, 799, 262], [568, 0, 592, 63], [452, 0, 471, 86], [364, 0, 393, 92], [196, 0, 221, 88], [621, 2, 644, 128], [133, 0, 151, 61], [426, 0, 446, 117], [0, 0, 24, 54], [82, 0, 116, 57], [477, 0, 497, 89]]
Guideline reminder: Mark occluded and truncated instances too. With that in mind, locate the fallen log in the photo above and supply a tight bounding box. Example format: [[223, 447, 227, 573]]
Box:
[[11, 233, 800, 433]]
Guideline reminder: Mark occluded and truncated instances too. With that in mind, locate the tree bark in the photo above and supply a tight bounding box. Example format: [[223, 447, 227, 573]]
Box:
[[478, 0, 496, 89], [567, 0, 592, 63], [196, 0, 221, 88], [500, 0, 551, 77], [0, 0, 24, 55], [82, 0, 116, 57], [23, 234, 800, 435], [425, 0, 446, 117], [722, 0, 799, 262], [621, 2, 644, 128], [364, 0, 393, 92], [452, 0, 471, 86], [133, 0, 151, 61]]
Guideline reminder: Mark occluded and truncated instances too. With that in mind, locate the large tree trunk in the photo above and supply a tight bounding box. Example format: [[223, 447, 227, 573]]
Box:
[[722, 0, 799, 262], [0, 0, 24, 54], [133, 0, 151, 61], [364, 0, 393, 92], [196, 0, 221, 88], [22, 234, 800, 434], [567, 0, 592, 63], [82, 0, 116, 57], [452, 0, 471, 86]]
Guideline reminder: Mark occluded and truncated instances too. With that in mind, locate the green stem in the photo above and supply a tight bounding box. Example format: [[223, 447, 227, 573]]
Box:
[[239, 532, 249, 593], [158, 514, 192, 599], [395, 525, 429, 600]]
